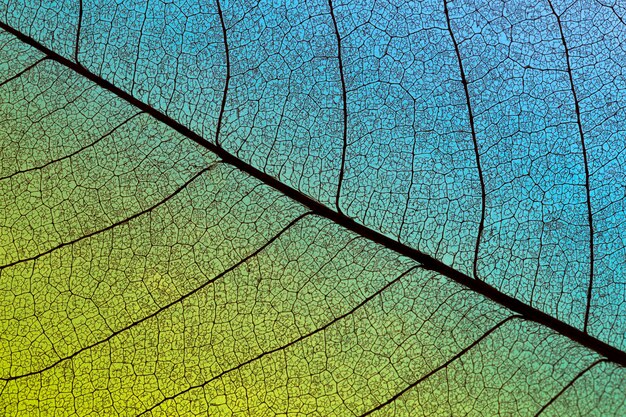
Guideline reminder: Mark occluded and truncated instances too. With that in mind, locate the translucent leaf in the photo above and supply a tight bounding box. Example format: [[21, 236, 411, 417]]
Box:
[[0, 1, 625, 415]]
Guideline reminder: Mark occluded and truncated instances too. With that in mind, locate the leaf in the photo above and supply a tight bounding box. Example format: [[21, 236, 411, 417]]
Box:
[[0, 1, 624, 416]]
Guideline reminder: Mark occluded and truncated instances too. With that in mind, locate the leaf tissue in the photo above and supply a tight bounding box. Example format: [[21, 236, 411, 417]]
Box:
[[0, 0, 625, 415]]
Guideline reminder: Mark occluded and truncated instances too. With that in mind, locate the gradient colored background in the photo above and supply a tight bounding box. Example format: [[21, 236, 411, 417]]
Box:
[[0, 0, 625, 415]]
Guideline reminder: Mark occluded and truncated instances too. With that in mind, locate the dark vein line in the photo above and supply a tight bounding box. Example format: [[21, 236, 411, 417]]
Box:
[[0, 165, 214, 272], [398, 99, 419, 241], [131, 0, 149, 95], [443, 0, 486, 281], [75, 0, 83, 64], [1, 21, 622, 366], [264, 70, 292, 173], [529, 225, 546, 307], [547, 0, 595, 334], [138, 265, 421, 416], [328, 0, 349, 214], [534, 359, 607, 416], [1, 212, 312, 382], [214, 0, 230, 147], [593, 0, 626, 26], [0, 57, 47, 89], [0, 112, 143, 181], [359, 315, 522, 417]]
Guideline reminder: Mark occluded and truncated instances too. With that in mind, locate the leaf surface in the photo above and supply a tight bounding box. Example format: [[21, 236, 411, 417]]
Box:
[[0, 1, 625, 415]]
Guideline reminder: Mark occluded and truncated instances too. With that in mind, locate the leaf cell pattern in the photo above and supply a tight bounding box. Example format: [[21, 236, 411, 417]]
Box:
[[0, 0, 625, 415]]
